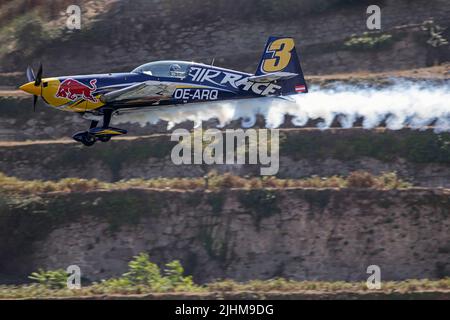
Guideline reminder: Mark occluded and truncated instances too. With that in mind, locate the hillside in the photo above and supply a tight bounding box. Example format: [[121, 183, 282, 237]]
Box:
[[0, 0, 449, 88], [0, 127, 448, 286], [0, 128, 449, 187], [1, 184, 449, 284]]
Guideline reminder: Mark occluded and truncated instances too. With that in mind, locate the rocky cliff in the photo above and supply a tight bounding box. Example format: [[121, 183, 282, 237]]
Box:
[[1, 187, 449, 283], [0, 0, 449, 86], [1, 128, 449, 187]]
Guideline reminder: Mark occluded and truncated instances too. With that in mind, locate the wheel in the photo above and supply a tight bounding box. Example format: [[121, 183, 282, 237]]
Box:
[[81, 133, 96, 146], [98, 136, 111, 142], [72, 131, 96, 146]]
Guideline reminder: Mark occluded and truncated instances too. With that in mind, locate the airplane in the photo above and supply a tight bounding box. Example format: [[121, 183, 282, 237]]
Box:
[[19, 36, 308, 146]]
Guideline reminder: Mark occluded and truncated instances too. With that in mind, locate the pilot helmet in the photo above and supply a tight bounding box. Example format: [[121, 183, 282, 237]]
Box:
[[169, 64, 183, 77]]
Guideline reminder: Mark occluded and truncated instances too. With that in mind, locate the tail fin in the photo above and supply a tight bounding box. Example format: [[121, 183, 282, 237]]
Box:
[[255, 36, 308, 95]]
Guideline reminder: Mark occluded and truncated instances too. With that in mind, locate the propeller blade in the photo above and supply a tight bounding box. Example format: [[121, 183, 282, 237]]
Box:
[[34, 63, 43, 86], [26, 66, 35, 82], [33, 95, 38, 112], [32, 63, 42, 112]]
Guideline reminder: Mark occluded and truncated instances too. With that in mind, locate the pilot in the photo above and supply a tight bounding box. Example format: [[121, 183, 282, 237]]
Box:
[[169, 63, 185, 78]]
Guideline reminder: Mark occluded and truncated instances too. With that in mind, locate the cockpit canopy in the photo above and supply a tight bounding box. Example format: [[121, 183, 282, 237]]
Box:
[[132, 60, 192, 78]]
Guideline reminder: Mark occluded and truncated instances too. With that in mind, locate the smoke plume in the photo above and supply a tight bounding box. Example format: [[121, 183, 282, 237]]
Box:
[[113, 81, 450, 132]]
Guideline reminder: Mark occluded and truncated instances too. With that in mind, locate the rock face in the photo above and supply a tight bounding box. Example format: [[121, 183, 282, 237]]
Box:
[[1, 128, 449, 187], [1, 0, 449, 78], [1, 188, 449, 283]]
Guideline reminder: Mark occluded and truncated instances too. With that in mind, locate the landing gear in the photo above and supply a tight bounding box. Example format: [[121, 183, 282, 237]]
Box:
[[72, 131, 96, 146], [98, 136, 111, 142], [72, 109, 127, 146], [90, 120, 99, 129]]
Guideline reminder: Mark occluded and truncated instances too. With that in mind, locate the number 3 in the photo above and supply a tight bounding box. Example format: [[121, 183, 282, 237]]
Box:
[[262, 38, 295, 73]]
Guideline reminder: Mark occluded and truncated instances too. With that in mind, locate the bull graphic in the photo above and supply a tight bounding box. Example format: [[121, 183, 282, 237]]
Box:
[[55, 78, 98, 103]]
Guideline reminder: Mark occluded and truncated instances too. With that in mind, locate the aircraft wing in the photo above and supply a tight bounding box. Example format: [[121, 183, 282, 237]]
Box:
[[248, 71, 298, 83], [102, 81, 177, 103]]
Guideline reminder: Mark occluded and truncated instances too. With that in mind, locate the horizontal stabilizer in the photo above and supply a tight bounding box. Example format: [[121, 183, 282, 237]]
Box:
[[248, 71, 298, 83]]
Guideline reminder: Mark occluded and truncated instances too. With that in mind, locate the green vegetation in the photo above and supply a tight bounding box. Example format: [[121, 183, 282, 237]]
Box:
[[0, 171, 413, 196], [28, 269, 69, 289], [346, 171, 411, 189], [205, 278, 450, 293], [0, 174, 104, 194], [421, 20, 448, 47], [100, 253, 197, 292], [0, 253, 448, 299], [3, 253, 198, 298], [344, 32, 394, 50]]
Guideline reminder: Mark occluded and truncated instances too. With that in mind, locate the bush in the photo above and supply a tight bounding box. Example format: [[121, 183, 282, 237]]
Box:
[[123, 253, 163, 286], [164, 260, 195, 287], [378, 172, 412, 189], [0, 171, 413, 195], [101, 253, 196, 292], [57, 178, 101, 192], [344, 32, 393, 50], [346, 171, 412, 189], [346, 171, 378, 188], [29, 269, 68, 289]]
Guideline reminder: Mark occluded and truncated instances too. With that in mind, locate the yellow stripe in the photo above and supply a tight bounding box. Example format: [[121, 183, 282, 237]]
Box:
[[95, 129, 123, 135]]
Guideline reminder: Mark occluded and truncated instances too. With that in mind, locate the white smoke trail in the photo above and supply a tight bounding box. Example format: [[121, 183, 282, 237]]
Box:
[[112, 82, 450, 132]]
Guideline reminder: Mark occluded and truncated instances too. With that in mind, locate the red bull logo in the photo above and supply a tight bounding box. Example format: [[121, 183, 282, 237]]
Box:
[[55, 78, 98, 103]]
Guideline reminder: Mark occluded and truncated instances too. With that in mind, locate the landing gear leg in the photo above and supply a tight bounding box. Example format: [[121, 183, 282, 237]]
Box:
[[90, 120, 99, 129], [97, 109, 113, 142], [102, 109, 113, 128]]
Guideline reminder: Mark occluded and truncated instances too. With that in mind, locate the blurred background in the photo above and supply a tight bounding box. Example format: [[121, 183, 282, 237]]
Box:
[[0, 0, 449, 294]]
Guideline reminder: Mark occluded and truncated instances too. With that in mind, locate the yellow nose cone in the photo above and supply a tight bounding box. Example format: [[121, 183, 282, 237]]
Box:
[[19, 81, 41, 96]]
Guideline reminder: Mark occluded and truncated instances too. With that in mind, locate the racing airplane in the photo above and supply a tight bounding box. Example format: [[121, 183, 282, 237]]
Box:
[[19, 36, 308, 146]]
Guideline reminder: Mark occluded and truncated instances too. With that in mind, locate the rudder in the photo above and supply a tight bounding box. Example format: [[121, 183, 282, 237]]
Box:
[[255, 36, 308, 95]]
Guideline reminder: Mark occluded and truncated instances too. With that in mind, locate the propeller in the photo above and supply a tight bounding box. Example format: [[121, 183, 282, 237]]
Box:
[[26, 63, 43, 112], [35, 63, 43, 86], [26, 65, 35, 82]]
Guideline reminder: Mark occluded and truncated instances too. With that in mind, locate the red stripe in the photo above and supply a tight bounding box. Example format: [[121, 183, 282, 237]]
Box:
[[295, 85, 306, 92]]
